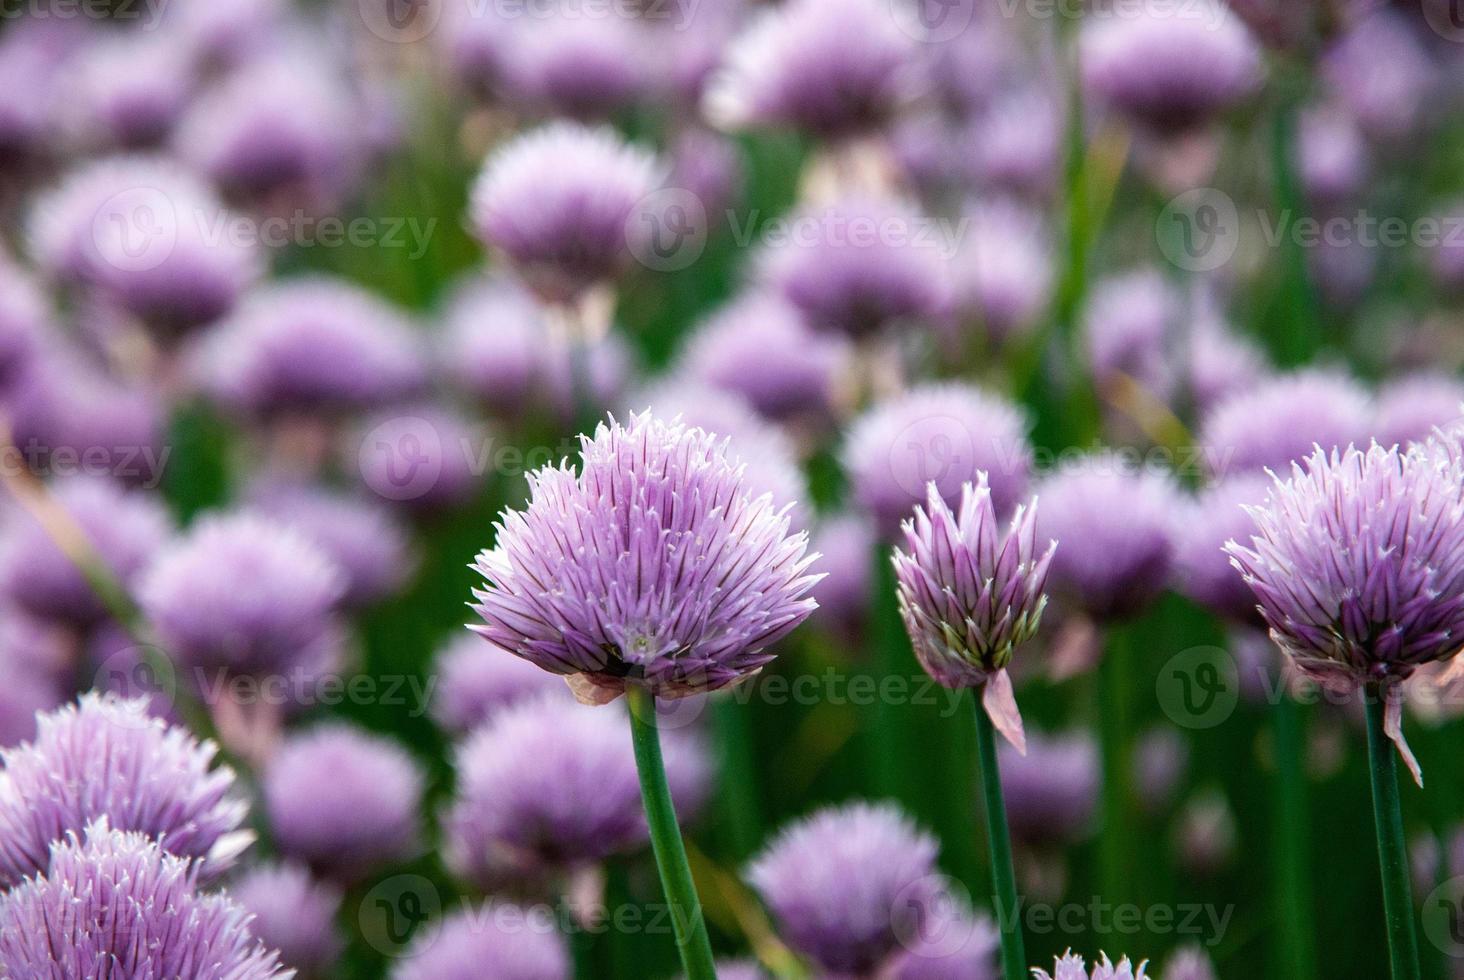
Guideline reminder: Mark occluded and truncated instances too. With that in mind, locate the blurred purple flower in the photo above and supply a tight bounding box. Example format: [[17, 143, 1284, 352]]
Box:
[[1084, 269, 1179, 398], [1175, 474, 1273, 624], [231, 861, 343, 980], [1297, 103, 1370, 205], [0, 614, 67, 747], [470, 413, 819, 702], [264, 723, 423, 882], [67, 33, 193, 150], [1322, 10, 1435, 148], [950, 199, 1052, 345], [502, 14, 649, 121], [392, 902, 570, 980], [668, 127, 744, 223], [1199, 369, 1372, 476], [431, 632, 570, 736], [0, 694, 248, 885], [999, 730, 1099, 847], [0, 823, 287, 980], [889, 894, 999, 980], [1374, 372, 1464, 448], [1162, 946, 1217, 980], [809, 512, 876, 642]]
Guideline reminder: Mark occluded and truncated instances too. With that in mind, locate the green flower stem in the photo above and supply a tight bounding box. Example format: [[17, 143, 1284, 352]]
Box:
[[1272, 693, 1316, 980], [1098, 626, 1134, 914], [712, 695, 763, 861], [1268, 75, 1323, 366], [627, 686, 719, 980], [973, 696, 1027, 980], [1363, 688, 1421, 980], [870, 542, 912, 801]]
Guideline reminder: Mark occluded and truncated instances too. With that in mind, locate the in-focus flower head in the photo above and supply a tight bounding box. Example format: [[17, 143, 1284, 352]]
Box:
[[1081, 0, 1261, 134], [469, 122, 663, 305], [845, 382, 1032, 540], [264, 723, 423, 882], [1199, 368, 1372, 477], [757, 195, 952, 342], [139, 510, 346, 680], [391, 902, 570, 980], [746, 801, 941, 976], [0, 822, 288, 980], [704, 0, 925, 140], [893, 476, 1055, 749], [231, 861, 343, 980], [430, 632, 569, 736], [1226, 442, 1464, 783], [1037, 456, 1180, 621], [0, 693, 249, 886], [471, 412, 820, 702], [443, 694, 708, 890], [1033, 951, 1149, 980]]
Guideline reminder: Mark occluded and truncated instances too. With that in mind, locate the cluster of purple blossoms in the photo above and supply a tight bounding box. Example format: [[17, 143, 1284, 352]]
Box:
[[470, 413, 820, 702]]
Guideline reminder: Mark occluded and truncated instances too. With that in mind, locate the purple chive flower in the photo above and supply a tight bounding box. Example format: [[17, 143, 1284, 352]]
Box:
[[890, 895, 1000, 980], [1175, 790, 1237, 874], [444, 694, 709, 889], [1033, 952, 1149, 980], [201, 277, 426, 419], [844, 382, 1033, 539], [668, 127, 744, 222], [353, 404, 486, 513], [1081, 0, 1261, 134], [0, 21, 83, 172], [1161, 946, 1217, 980], [1322, 10, 1434, 147], [245, 480, 414, 608], [0, 476, 173, 629], [893, 477, 1055, 749], [502, 14, 649, 121], [67, 33, 193, 150], [470, 413, 819, 703], [438, 0, 509, 98], [998, 731, 1099, 847], [746, 801, 942, 977], [810, 512, 877, 641], [756, 196, 951, 342], [1226, 443, 1464, 783], [950, 199, 1053, 345], [1037, 457, 1180, 621], [1135, 727, 1189, 816], [965, 88, 1062, 198], [0, 823, 288, 980], [704, 0, 923, 140], [231, 862, 343, 980], [139, 511, 346, 680], [1175, 474, 1273, 624], [392, 903, 570, 980], [0, 615, 67, 747], [174, 50, 360, 209], [431, 632, 569, 736], [264, 724, 423, 882], [1297, 104, 1369, 205], [469, 122, 663, 305], [1084, 269, 1179, 398], [679, 292, 848, 423], [26, 156, 261, 338], [1198, 369, 1372, 477], [0, 267, 45, 392], [0, 694, 249, 885], [1375, 372, 1464, 449], [1185, 313, 1268, 417]]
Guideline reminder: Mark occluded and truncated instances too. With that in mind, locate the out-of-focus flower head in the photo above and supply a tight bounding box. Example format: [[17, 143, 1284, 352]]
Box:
[[950, 198, 1053, 346], [139, 511, 346, 680], [704, 0, 924, 140], [264, 723, 423, 882], [26, 155, 262, 339], [678, 292, 848, 424], [0, 823, 288, 980], [999, 730, 1099, 847], [1084, 268, 1179, 398], [161, 0, 286, 72], [1081, 0, 1262, 134], [0, 266, 46, 393], [1175, 473, 1273, 624], [391, 902, 570, 980], [352, 404, 487, 513], [174, 48, 362, 210], [668, 127, 744, 222], [810, 512, 876, 642], [470, 122, 664, 306], [844, 382, 1032, 539], [746, 801, 941, 977], [1162, 946, 1217, 980], [231, 861, 343, 980], [1374, 372, 1464, 449], [756, 195, 951, 342], [965, 88, 1062, 199], [0, 694, 249, 885], [0, 476, 173, 629], [1322, 10, 1435, 148], [66, 31, 193, 151], [1297, 103, 1370, 205], [470, 413, 819, 702], [1135, 726, 1189, 815], [200, 276, 426, 420], [443, 694, 708, 890], [437, 0, 510, 97], [1174, 789, 1237, 874], [0, 614, 68, 747], [1199, 368, 1373, 477], [1227, 442, 1464, 782], [1186, 309, 1268, 416], [501, 13, 649, 121], [1037, 456, 1180, 621], [1032, 951, 1149, 980], [894, 477, 1055, 749], [888, 893, 999, 980], [431, 632, 569, 736], [0, 20, 85, 173], [245, 479, 414, 609], [1429, 202, 1464, 296]]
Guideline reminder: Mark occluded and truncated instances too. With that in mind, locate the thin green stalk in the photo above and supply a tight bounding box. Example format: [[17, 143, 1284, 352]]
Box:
[[870, 543, 910, 801], [568, 335, 598, 434], [1272, 694, 1316, 980], [1098, 627, 1133, 914], [1268, 79, 1323, 366], [627, 687, 719, 980], [973, 697, 1027, 980], [1364, 690, 1421, 980], [712, 696, 763, 861], [559, 895, 593, 980]]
